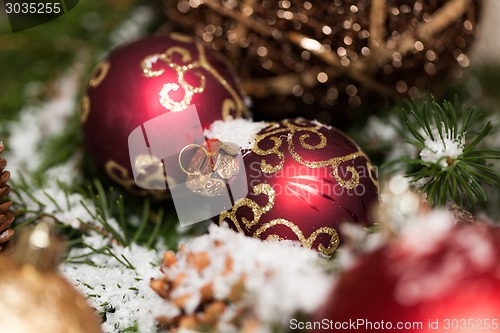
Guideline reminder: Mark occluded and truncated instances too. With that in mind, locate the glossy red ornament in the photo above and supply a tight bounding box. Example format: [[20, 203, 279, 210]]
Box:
[[81, 33, 248, 199], [314, 222, 500, 333], [218, 119, 379, 256]]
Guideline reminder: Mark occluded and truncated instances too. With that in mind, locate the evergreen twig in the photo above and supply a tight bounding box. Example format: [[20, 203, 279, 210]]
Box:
[[383, 98, 500, 208]]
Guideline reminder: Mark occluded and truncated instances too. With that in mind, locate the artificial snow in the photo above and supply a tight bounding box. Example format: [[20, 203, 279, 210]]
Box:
[[393, 221, 497, 306], [62, 240, 166, 333], [5, 62, 86, 176], [420, 125, 465, 168], [365, 115, 399, 143], [334, 176, 454, 275], [311, 118, 332, 129], [334, 222, 384, 271], [204, 117, 268, 150], [364, 115, 418, 161], [379, 175, 427, 232], [396, 210, 455, 257], [153, 224, 333, 332]]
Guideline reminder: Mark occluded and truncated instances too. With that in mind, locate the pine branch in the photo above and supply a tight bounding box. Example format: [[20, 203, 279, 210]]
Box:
[[12, 173, 180, 256], [383, 98, 500, 208]]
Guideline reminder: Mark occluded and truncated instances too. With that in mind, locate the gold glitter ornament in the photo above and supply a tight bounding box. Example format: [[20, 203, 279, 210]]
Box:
[[162, 0, 481, 123], [0, 221, 103, 333]]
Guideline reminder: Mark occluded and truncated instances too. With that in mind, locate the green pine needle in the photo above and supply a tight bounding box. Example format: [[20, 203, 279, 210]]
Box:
[[12, 173, 180, 261], [384, 98, 500, 208]]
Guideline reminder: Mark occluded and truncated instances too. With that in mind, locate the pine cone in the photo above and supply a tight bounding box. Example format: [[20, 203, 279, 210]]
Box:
[[0, 143, 14, 254]]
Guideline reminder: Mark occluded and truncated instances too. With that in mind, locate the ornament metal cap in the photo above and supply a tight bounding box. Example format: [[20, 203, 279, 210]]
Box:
[[9, 217, 63, 271]]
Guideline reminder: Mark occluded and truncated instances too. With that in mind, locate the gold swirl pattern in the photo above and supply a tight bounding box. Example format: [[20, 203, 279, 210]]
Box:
[[140, 39, 246, 118], [252, 119, 370, 189], [89, 61, 110, 87], [221, 98, 237, 120], [105, 160, 170, 201], [169, 33, 195, 43], [80, 94, 90, 123], [141, 48, 206, 112], [366, 160, 379, 189], [219, 183, 275, 232], [254, 219, 340, 256], [195, 42, 246, 119], [219, 183, 340, 256]]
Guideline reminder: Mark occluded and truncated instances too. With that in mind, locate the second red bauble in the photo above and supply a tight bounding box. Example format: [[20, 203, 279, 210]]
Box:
[[81, 33, 248, 199], [217, 119, 379, 256], [314, 221, 500, 333]]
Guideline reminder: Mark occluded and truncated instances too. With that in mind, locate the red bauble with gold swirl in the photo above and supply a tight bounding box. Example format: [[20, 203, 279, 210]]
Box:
[[218, 119, 379, 256], [81, 33, 248, 199]]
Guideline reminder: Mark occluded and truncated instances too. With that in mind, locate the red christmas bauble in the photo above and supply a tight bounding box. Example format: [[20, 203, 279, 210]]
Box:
[[314, 222, 500, 333], [81, 33, 249, 199], [218, 119, 379, 256]]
